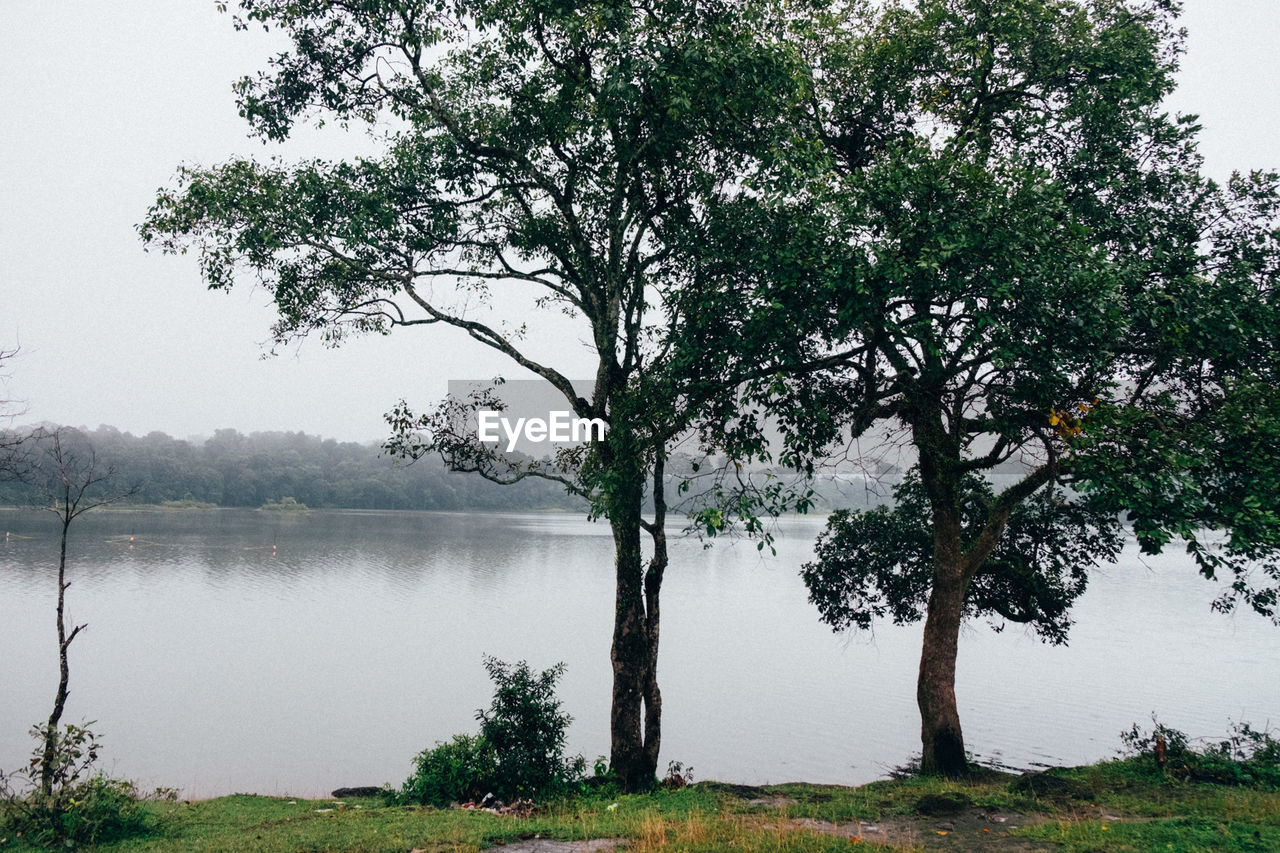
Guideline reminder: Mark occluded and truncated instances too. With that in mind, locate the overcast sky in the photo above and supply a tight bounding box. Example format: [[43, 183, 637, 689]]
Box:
[[1, 1, 1277, 443]]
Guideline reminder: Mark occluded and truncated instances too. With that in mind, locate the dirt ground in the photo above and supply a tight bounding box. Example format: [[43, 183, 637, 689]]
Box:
[[793, 809, 1064, 851], [475, 841, 623, 853]]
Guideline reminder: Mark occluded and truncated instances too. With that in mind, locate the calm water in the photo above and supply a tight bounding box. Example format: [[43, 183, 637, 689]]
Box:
[[0, 508, 1276, 798]]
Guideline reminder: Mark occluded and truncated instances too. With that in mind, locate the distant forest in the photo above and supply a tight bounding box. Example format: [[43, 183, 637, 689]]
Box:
[[0, 425, 905, 513], [1, 425, 585, 511]]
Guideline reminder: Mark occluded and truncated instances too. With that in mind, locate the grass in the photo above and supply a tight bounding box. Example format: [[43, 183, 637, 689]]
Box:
[[1007, 759, 1280, 852], [1018, 816, 1280, 852], [0, 788, 892, 853], [2, 757, 1278, 852]]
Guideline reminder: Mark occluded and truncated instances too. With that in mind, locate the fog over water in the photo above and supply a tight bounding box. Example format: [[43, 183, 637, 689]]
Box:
[[1, 1, 1278, 442]]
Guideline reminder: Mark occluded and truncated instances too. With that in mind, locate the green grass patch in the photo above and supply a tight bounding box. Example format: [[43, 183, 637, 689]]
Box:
[[1028, 758, 1280, 822], [0, 788, 895, 853], [1017, 816, 1280, 852], [3, 757, 1278, 851]]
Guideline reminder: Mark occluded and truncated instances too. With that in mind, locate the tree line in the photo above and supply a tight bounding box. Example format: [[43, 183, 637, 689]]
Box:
[[0, 423, 886, 513], [0, 425, 583, 512]]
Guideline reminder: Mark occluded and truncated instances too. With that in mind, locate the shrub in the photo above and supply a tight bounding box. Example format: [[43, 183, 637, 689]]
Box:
[[399, 734, 497, 807], [477, 656, 584, 801], [1197, 722, 1280, 787], [398, 657, 584, 806], [1120, 715, 1192, 769], [1120, 716, 1280, 788], [0, 723, 150, 848], [661, 760, 694, 789]]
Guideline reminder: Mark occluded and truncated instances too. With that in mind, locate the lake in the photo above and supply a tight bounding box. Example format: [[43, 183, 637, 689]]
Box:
[[1, 508, 1276, 798]]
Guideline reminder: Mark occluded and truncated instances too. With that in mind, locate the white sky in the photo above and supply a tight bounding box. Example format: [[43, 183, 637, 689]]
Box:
[[1, 1, 1277, 442]]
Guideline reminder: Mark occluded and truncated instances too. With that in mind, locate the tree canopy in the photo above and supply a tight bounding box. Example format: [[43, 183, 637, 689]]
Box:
[[804, 472, 1123, 645]]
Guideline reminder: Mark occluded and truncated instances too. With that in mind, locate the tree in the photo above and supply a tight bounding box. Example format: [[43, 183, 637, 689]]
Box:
[[25, 427, 136, 795], [476, 656, 582, 801], [693, 0, 1280, 775], [140, 0, 801, 789]]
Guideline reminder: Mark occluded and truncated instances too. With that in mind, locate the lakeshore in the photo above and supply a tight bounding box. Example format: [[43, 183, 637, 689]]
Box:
[[4, 758, 1279, 852]]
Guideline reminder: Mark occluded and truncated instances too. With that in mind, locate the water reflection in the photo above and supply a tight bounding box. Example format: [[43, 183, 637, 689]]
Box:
[[0, 508, 1276, 798]]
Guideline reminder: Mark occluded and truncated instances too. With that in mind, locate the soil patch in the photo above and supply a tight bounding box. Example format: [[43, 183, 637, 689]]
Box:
[[914, 792, 972, 816], [746, 795, 797, 808], [1009, 770, 1093, 799], [794, 809, 1060, 851], [693, 781, 771, 799], [479, 840, 623, 853]]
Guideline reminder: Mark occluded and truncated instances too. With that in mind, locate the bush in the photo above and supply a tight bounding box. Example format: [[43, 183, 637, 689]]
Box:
[[398, 657, 584, 806], [0, 723, 150, 848], [399, 734, 497, 807], [1196, 722, 1280, 787], [478, 656, 584, 801], [1120, 716, 1280, 788], [1120, 716, 1192, 768]]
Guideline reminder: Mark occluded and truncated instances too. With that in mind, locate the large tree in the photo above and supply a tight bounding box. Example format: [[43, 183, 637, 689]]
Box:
[[689, 0, 1280, 775], [141, 0, 800, 789]]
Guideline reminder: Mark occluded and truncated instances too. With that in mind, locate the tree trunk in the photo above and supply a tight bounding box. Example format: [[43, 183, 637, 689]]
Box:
[[910, 405, 1038, 777], [608, 468, 661, 791], [911, 411, 972, 777], [641, 455, 667, 779], [917, 552, 969, 777]]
